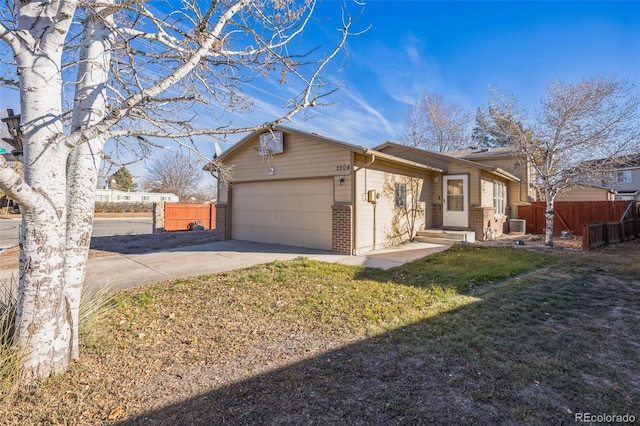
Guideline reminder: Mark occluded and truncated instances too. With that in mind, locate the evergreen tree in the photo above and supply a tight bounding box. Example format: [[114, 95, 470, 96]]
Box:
[[471, 108, 492, 148], [472, 107, 529, 148], [110, 167, 136, 191]]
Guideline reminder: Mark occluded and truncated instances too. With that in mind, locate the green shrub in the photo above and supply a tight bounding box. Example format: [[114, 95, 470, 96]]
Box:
[[94, 202, 153, 213]]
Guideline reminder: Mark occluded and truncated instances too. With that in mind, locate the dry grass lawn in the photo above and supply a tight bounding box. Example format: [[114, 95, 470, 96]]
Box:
[[0, 241, 638, 425]]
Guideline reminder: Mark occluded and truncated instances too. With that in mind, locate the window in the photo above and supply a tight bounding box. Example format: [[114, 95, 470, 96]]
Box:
[[395, 183, 406, 208], [117, 195, 130, 201], [493, 181, 506, 215], [617, 171, 632, 183], [142, 196, 150, 202]]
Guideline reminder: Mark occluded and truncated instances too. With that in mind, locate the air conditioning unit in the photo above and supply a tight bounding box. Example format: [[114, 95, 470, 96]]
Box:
[[509, 219, 526, 234]]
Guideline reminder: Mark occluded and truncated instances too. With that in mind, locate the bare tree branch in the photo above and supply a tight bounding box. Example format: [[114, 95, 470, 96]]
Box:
[[489, 76, 640, 246], [399, 92, 471, 152]]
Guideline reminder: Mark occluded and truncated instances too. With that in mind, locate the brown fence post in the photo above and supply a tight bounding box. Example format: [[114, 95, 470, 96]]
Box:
[[582, 224, 588, 251]]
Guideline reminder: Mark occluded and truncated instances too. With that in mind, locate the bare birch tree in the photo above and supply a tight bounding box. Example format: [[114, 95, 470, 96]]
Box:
[[0, 0, 361, 382], [399, 92, 470, 152], [489, 76, 640, 246]]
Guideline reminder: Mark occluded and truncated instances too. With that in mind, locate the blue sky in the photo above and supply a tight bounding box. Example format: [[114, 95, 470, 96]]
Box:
[[285, 0, 640, 146], [1, 1, 639, 185]]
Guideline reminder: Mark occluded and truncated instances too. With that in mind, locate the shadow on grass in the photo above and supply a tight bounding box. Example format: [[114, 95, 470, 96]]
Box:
[[118, 256, 640, 425]]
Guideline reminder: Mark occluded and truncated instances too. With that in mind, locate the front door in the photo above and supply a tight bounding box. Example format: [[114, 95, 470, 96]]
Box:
[[443, 175, 468, 228]]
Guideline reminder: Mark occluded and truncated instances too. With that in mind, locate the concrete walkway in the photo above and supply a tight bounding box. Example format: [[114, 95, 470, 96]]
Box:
[[0, 240, 448, 291]]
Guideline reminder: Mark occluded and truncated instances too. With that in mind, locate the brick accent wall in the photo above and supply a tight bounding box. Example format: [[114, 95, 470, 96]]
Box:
[[213, 204, 228, 241], [332, 204, 352, 254], [432, 203, 443, 229], [470, 206, 508, 241]]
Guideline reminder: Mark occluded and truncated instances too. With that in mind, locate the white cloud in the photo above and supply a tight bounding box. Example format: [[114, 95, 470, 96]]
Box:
[[402, 33, 423, 64]]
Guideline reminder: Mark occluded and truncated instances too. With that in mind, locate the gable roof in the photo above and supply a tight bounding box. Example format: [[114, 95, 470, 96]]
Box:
[[216, 126, 444, 173], [374, 141, 520, 182], [577, 153, 640, 172]]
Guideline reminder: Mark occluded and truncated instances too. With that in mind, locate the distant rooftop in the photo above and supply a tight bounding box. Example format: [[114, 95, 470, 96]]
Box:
[[614, 154, 640, 169], [447, 146, 517, 159]]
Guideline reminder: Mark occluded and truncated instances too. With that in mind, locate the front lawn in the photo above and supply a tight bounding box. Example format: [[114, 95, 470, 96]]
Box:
[[1, 244, 638, 425]]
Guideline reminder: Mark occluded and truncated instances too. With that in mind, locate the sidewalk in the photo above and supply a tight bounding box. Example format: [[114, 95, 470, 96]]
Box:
[[0, 240, 448, 291]]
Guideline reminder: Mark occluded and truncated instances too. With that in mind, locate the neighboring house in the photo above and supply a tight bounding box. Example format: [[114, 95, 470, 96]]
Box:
[[95, 188, 178, 203], [556, 184, 616, 202], [213, 127, 524, 255], [601, 154, 640, 201]]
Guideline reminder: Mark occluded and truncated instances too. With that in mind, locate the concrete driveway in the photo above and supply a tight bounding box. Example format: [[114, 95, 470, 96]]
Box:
[[0, 240, 448, 291]]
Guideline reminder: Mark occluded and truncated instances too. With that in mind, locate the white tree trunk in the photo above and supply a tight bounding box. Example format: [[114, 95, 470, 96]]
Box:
[[544, 192, 555, 247], [64, 143, 103, 361], [14, 60, 72, 381], [63, 4, 111, 361], [0, 0, 353, 384], [8, 2, 106, 383]]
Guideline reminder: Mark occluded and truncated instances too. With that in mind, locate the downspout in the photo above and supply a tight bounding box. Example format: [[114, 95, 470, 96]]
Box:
[[373, 196, 377, 249], [361, 151, 376, 191], [351, 150, 357, 255]]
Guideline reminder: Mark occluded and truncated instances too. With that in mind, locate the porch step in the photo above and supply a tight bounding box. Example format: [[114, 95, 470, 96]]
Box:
[[415, 229, 476, 245]]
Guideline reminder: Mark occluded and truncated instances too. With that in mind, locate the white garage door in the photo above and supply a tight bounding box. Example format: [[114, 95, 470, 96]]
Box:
[[232, 179, 333, 250]]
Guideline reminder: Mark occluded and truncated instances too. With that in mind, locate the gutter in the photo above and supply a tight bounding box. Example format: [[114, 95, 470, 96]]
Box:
[[492, 167, 520, 182], [368, 149, 444, 173]]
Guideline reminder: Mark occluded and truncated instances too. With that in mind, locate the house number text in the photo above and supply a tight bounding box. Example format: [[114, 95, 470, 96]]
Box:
[[336, 164, 350, 171]]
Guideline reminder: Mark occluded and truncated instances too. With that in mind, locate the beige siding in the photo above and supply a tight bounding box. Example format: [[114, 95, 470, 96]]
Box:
[[557, 185, 614, 201], [219, 184, 229, 204], [474, 156, 531, 203], [334, 174, 352, 204], [224, 132, 352, 182], [480, 170, 512, 209], [481, 177, 493, 207], [219, 130, 351, 206], [354, 155, 429, 253], [507, 180, 525, 210]]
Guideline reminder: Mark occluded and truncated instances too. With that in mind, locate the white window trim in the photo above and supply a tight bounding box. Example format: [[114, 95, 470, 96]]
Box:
[[493, 181, 506, 216], [617, 170, 632, 184]]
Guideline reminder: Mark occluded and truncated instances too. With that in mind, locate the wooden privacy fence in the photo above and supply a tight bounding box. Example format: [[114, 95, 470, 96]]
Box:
[[164, 203, 216, 231], [582, 202, 640, 251], [518, 201, 631, 236]]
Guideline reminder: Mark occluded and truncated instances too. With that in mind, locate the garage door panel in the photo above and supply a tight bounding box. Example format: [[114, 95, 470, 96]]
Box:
[[236, 225, 329, 247], [232, 179, 333, 250], [239, 197, 326, 212], [234, 211, 329, 230]]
